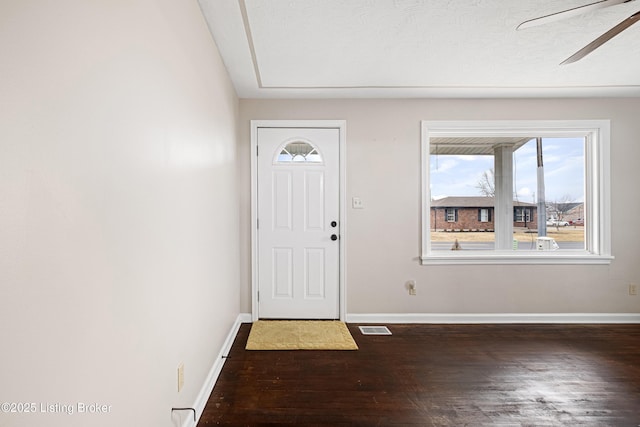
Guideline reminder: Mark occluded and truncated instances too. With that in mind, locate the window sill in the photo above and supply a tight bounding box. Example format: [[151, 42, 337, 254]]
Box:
[[421, 251, 614, 265]]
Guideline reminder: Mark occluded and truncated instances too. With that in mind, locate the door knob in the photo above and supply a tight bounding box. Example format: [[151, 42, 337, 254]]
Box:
[[331, 221, 337, 228], [331, 234, 338, 241]]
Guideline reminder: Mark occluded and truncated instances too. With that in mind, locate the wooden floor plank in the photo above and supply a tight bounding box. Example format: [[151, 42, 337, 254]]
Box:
[[198, 324, 640, 426]]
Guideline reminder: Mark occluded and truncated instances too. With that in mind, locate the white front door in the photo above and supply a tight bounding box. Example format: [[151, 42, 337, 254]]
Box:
[[256, 127, 340, 319]]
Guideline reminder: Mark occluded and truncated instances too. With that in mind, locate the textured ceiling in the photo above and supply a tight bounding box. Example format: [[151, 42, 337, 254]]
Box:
[[198, 0, 640, 98]]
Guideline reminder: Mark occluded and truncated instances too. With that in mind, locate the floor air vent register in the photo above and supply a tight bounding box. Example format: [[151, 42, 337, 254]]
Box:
[[359, 326, 392, 335]]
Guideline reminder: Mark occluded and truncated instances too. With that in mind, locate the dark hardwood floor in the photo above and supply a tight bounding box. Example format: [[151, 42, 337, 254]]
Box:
[[198, 323, 640, 426]]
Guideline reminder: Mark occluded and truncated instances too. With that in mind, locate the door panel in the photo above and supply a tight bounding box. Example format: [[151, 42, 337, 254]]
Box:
[[272, 248, 293, 298], [304, 248, 325, 298], [272, 171, 292, 231], [304, 171, 325, 231], [257, 127, 340, 319]]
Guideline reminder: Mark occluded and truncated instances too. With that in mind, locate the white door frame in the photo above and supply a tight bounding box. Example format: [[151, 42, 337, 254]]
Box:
[[251, 120, 347, 321]]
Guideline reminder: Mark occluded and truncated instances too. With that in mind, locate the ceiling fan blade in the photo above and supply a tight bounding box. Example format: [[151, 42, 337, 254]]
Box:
[[561, 10, 640, 64], [517, 0, 630, 30]]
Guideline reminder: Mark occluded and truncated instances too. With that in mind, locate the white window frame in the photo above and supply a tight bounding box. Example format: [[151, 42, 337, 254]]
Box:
[[445, 208, 457, 222], [514, 207, 532, 223], [479, 208, 489, 222], [421, 120, 613, 265]]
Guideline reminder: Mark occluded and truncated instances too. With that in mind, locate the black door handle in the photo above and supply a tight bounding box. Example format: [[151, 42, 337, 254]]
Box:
[[331, 221, 337, 228], [331, 234, 338, 241]]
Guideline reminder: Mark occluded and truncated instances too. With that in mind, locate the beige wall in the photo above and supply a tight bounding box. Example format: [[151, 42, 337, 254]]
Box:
[[0, 1, 240, 426], [239, 98, 640, 315]]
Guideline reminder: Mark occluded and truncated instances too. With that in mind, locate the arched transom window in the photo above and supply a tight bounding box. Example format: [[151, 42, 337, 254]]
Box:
[[276, 140, 323, 163]]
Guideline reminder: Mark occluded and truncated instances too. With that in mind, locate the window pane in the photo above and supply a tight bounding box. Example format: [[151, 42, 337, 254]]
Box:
[[428, 137, 585, 252], [277, 141, 322, 163], [430, 154, 496, 250], [513, 137, 585, 251]]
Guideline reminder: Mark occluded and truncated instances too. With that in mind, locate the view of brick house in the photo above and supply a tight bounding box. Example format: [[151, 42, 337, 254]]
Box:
[[431, 196, 538, 231]]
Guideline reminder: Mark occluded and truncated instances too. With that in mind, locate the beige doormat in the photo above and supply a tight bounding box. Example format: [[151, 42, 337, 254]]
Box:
[[245, 320, 358, 350]]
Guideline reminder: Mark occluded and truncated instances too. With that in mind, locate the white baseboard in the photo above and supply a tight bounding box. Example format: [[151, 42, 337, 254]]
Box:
[[346, 313, 640, 324], [183, 313, 252, 427]]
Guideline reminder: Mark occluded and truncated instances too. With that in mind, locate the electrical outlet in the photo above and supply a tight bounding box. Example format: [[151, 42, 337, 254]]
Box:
[[177, 363, 185, 392], [407, 280, 416, 296], [352, 197, 364, 209], [630, 284, 637, 296]]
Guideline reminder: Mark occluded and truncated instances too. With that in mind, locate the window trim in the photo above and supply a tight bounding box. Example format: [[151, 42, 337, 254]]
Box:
[[479, 208, 489, 223], [445, 208, 458, 222], [421, 120, 613, 265], [514, 207, 532, 223]]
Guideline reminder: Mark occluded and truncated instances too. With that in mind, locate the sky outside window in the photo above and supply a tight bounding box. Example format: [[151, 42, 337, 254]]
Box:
[[430, 137, 585, 203]]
